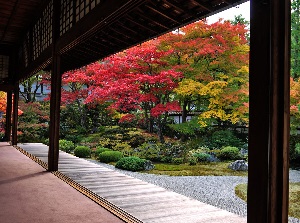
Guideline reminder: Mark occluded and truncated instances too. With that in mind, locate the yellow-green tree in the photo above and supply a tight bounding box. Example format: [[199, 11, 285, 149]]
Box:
[[159, 19, 249, 129]]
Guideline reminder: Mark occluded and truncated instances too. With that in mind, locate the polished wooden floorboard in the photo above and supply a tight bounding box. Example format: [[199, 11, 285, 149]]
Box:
[[18, 143, 246, 223]]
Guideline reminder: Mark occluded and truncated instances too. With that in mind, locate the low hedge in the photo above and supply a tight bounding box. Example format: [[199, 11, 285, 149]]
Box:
[[217, 146, 241, 161], [98, 151, 123, 163], [95, 147, 112, 158], [193, 152, 210, 162], [115, 156, 146, 171], [59, 139, 75, 153], [74, 146, 91, 158]]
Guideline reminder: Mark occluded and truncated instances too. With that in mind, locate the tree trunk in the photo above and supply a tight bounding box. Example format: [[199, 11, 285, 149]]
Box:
[[157, 119, 165, 143], [182, 99, 188, 123], [180, 99, 189, 141]]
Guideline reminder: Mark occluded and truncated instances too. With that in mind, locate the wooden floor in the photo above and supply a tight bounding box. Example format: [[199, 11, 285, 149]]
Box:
[[18, 143, 246, 223]]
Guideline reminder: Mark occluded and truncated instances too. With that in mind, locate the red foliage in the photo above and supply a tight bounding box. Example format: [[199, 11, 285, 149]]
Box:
[[150, 101, 182, 117], [118, 114, 136, 123]]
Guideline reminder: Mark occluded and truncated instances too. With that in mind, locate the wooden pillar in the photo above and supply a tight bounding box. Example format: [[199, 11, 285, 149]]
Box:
[[11, 85, 19, 145], [48, 0, 61, 171], [4, 91, 12, 141], [248, 0, 290, 222]]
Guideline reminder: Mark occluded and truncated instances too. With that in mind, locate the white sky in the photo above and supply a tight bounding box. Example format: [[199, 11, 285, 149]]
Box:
[[207, 1, 250, 24]]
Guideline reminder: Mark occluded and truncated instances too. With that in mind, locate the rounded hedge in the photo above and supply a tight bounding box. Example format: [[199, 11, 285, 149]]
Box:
[[115, 156, 146, 171], [59, 139, 75, 153], [95, 147, 112, 158], [188, 157, 197, 165], [98, 151, 123, 163], [193, 152, 210, 162], [74, 146, 91, 158], [217, 146, 241, 161]]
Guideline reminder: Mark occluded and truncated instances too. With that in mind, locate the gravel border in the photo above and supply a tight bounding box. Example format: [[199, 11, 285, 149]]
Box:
[[86, 159, 300, 222]]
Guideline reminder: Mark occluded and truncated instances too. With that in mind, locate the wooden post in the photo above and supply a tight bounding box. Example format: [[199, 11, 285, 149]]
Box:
[[248, 0, 290, 222], [4, 91, 12, 141], [11, 85, 19, 145], [48, 0, 61, 171], [48, 55, 61, 171]]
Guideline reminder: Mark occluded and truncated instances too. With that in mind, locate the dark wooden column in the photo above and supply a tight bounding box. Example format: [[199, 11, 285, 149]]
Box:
[[4, 91, 12, 141], [48, 0, 61, 171], [248, 0, 290, 223], [11, 85, 19, 145]]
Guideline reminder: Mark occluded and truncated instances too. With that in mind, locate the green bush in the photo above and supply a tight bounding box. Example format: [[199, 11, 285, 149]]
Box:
[[171, 157, 184, 165], [160, 156, 172, 163], [202, 130, 243, 149], [128, 135, 145, 147], [161, 142, 188, 159], [188, 157, 197, 165], [59, 139, 75, 153], [98, 137, 120, 149], [115, 156, 146, 171], [193, 152, 210, 162], [113, 142, 132, 151], [95, 147, 111, 157], [217, 146, 241, 161], [135, 143, 162, 161], [74, 146, 91, 158], [98, 151, 123, 163]]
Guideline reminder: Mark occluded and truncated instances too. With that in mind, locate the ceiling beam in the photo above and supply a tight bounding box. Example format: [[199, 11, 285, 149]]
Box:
[[56, 0, 147, 55], [0, 84, 14, 92]]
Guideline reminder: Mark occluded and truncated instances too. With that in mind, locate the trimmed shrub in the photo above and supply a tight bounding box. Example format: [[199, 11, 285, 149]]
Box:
[[291, 143, 300, 164], [113, 142, 134, 156], [98, 151, 123, 163], [95, 147, 111, 158], [188, 157, 197, 165], [171, 157, 184, 165], [74, 146, 91, 158], [115, 156, 146, 171], [161, 142, 188, 159], [217, 146, 241, 161], [59, 139, 75, 153], [193, 152, 210, 162], [160, 156, 172, 163], [135, 143, 162, 161], [202, 130, 243, 149], [128, 135, 145, 147]]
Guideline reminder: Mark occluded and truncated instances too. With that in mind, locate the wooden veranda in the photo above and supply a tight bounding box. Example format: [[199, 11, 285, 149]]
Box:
[[0, 0, 291, 222]]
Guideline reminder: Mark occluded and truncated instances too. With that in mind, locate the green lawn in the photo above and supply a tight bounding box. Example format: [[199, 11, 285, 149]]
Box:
[[235, 183, 300, 219], [142, 162, 248, 176]]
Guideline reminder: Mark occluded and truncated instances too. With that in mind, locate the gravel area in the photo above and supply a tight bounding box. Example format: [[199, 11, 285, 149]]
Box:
[[86, 159, 300, 222]]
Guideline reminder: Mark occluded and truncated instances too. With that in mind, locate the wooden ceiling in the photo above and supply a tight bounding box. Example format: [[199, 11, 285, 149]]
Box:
[[0, 0, 248, 85]]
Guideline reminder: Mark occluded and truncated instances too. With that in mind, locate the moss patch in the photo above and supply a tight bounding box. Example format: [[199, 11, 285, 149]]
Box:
[[235, 182, 300, 219], [143, 162, 248, 176]]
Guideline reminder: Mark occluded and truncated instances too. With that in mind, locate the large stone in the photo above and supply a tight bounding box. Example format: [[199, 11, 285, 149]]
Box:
[[144, 160, 155, 171], [228, 160, 248, 171]]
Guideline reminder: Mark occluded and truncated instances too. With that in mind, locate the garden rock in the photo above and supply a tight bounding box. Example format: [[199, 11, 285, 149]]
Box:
[[144, 160, 155, 171], [228, 160, 248, 171]]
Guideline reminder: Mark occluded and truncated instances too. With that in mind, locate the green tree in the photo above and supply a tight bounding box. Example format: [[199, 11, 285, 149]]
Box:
[[19, 71, 49, 103], [291, 0, 300, 79], [18, 101, 49, 142]]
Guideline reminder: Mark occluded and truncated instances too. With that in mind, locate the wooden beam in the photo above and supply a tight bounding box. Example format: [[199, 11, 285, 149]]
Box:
[[4, 91, 12, 141], [248, 0, 290, 222], [144, 4, 180, 24], [56, 0, 146, 54], [0, 84, 14, 92]]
